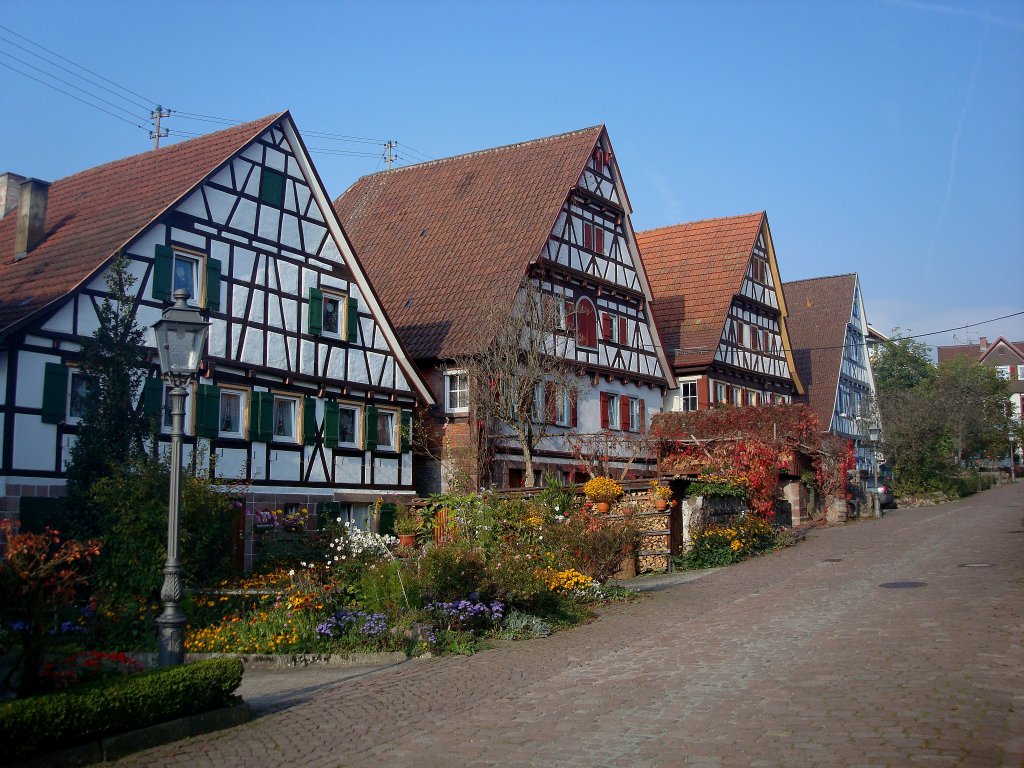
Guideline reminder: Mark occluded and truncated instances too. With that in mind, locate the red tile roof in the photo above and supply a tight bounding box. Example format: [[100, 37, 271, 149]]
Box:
[[783, 274, 859, 431], [637, 212, 765, 370], [0, 113, 284, 335], [334, 126, 604, 360], [937, 338, 1024, 364]]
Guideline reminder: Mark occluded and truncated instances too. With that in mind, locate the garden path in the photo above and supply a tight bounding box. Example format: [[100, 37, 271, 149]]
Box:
[[115, 482, 1024, 767]]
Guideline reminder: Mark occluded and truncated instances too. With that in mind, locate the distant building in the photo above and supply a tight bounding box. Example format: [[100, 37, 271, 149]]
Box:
[[784, 273, 880, 470], [0, 113, 431, 540], [637, 212, 803, 413], [335, 127, 674, 491]]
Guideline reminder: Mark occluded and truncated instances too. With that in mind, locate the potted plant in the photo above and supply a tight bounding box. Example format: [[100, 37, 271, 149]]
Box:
[[582, 476, 624, 513], [393, 503, 422, 547], [649, 481, 672, 511]]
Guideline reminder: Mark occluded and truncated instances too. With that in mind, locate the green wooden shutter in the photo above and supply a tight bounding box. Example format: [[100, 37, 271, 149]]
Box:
[[195, 383, 221, 438], [318, 501, 341, 530], [249, 392, 273, 442], [378, 502, 397, 536], [41, 363, 69, 424], [259, 169, 285, 207], [363, 406, 378, 451], [308, 288, 323, 336], [324, 401, 339, 448], [153, 244, 173, 302], [346, 297, 359, 342], [141, 377, 163, 420], [400, 409, 412, 452], [302, 397, 318, 444], [205, 258, 222, 311]]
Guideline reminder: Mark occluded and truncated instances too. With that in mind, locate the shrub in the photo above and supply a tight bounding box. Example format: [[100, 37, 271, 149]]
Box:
[[495, 610, 553, 640], [683, 515, 778, 569], [0, 657, 243, 762], [419, 540, 487, 602], [481, 542, 554, 611], [543, 507, 640, 584]]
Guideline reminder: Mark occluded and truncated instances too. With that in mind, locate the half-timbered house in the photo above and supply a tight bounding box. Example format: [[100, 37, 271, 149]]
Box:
[[0, 112, 432, 535], [636, 212, 803, 413], [334, 126, 674, 491], [784, 273, 879, 469]]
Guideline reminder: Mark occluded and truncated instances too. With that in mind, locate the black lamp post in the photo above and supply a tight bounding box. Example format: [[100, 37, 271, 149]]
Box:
[[152, 289, 209, 666]]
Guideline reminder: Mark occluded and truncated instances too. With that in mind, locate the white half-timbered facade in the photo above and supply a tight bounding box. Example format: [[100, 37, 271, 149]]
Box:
[[336, 127, 673, 490], [638, 212, 803, 415], [0, 113, 431, 538]]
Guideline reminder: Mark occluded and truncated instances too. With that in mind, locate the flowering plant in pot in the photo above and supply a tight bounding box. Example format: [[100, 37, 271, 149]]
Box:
[[393, 503, 422, 546], [582, 476, 623, 512], [649, 481, 672, 509]]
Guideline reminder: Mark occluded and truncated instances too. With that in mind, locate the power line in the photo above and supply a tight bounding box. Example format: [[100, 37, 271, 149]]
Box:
[[0, 60, 147, 130]]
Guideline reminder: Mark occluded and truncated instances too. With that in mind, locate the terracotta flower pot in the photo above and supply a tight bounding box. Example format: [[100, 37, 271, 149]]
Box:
[[653, 498, 668, 511], [397, 534, 417, 547], [595, 501, 612, 513]]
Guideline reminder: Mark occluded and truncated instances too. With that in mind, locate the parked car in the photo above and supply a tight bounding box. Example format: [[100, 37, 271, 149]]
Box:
[[866, 480, 896, 510]]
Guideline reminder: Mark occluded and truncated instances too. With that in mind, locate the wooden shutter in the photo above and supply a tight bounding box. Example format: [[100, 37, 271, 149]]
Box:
[[618, 317, 628, 344], [601, 312, 612, 341], [302, 397, 318, 444], [249, 392, 273, 442], [639, 399, 646, 433], [583, 223, 593, 250], [141, 377, 163, 420], [195, 383, 220, 438], [259, 169, 285, 207], [593, 147, 603, 173], [400, 410, 412, 452], [152, 244, 173, 302], [619, 396, 630, 432], [364, 406, 378, 451], [308, 288, 323, 336], [205, 258, 222, 311], [41, 363, 68, 424], [604, 150, 613, 168], [323, 401, 339, 448], [595, 227, 604, 254], [545, 382, 556, 424], [599, 392, 609, 429], [346, 297, 359, 343], [565, 301, 576, 333]]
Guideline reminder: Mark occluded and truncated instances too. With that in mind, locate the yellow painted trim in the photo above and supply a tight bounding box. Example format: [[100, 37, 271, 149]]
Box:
[[759, 217, 805, 396]]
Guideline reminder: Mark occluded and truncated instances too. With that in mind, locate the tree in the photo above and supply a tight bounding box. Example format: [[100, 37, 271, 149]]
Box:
[[932, 356, 1011, 465], [65, 252, 153, 534], [873, 330, 936, 393], [456, 280, 581, 488]]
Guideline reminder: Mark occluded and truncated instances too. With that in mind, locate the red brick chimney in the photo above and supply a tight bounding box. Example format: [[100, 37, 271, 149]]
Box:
[[979, 337, 988, 352]]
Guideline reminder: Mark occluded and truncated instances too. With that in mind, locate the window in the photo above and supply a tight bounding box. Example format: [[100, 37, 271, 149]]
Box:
[[172, 253, 200, 304], [273, 396, 298, 442], [556, 296, 568, 330], [575, 298, 597, 348], [602, 312, 618, 343], [714, 382, 727, 404], [322, 293, 342, 336], [554, 388, 573, 427], [68, 372, 89, 421], [679, 381, 698, 412], [152, 245, 221, 310], [531, 382, 545, 422], [338, 406, 359, 446], [730, 387, 742, 406], [218, 389, 245, 438], [606, 393, 619, 430], [582, 222, 605, 254], [445, 370, 469, 413], [628, 398, 641, 432], [996, 366, 1010, 380], [376, 409, 396, 450], [1017, 365, 1024, 380]]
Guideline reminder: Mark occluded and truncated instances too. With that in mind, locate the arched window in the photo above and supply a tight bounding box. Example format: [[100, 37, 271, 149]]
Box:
[[575, 297, 597, 348]]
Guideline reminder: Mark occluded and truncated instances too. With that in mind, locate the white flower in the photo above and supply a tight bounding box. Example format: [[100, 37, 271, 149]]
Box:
[[288, 569, 295, 577], [300, 561, 307, 567]]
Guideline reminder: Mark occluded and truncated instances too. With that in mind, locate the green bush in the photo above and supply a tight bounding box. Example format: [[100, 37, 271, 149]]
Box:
[[543, 508, 640, 584], [954, 475, 979, 497], [481, 542, 555, 611], [418, 540, 487, 601], [682, 515, 779, 570], [0, 657, 243, 762]]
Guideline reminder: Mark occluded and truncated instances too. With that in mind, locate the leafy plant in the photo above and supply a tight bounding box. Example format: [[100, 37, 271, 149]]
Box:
[[582, 476, 624, 503]]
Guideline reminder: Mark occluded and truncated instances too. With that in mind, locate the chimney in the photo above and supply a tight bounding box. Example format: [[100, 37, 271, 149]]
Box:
[[14, 178, 50, 261], [0, 172, 26, 217], [979, 337, 988, 352]]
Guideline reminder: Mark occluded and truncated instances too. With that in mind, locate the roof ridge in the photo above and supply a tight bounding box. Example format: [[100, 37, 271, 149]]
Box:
[[637, 211, 764, 235], [351, 124, 605, 183], [783, 272, 858, 286], [39, 112, 285, 188]]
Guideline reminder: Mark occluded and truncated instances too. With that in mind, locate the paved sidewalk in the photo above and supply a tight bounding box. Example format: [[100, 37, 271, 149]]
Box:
[[116, 482, 1024, 767]]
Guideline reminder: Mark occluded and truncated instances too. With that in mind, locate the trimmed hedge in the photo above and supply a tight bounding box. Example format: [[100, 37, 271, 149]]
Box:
[[0, 657, 243, 762]]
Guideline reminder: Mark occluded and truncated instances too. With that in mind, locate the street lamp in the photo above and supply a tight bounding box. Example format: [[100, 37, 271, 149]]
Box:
[[867, 423, 882, 518], [152, 289, 209, 666]]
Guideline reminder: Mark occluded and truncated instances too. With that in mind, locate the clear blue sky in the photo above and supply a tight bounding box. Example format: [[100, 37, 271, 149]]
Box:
[[2, 0, 1022, 352]]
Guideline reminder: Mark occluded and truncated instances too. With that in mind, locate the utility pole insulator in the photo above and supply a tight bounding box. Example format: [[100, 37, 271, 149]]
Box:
[[384, 140, 397, 170], [150, 105, 171, 149]]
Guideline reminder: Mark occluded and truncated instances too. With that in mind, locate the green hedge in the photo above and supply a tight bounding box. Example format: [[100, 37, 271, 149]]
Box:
[[0, 657, 243, 762]]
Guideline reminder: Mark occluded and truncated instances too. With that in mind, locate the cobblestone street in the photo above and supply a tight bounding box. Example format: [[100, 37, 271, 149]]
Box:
[[115, 482, 1024, 767]]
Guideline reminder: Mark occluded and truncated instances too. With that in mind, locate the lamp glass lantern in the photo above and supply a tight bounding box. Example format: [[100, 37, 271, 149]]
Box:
[[154, 290, 209, 383]]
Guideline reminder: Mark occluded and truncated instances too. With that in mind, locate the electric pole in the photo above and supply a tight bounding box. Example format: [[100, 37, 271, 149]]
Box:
[[384, 140, 396, 170], [150, 105, 171, 149]]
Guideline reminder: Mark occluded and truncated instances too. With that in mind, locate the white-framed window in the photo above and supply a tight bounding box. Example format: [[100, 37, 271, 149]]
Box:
[[445, 370, 469, 413], [321, 292, 344, 337], [556, 295, 568, 331], [1017, 365, 1024, 380], [531, 382, 545, 422], [172, 252, 201, 305], [68, 371, 90, 422], [554, 388, 572, 426], [218, 388, 246, 438], [273, 395, 298, 442], [607, 393, 620, 430], [714, 382, 727, 404], [339, 405, 360, 447], [679, 381, 698, 412], [628, 397, 641, 432], [731, 387, 742, 406], [376, 409, 397, 451], [996, 365, 1011, 380]]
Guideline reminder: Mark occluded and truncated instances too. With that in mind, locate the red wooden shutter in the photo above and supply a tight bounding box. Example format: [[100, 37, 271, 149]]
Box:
[[545, 381, 556, 423], [600, 392, 609, 429], [593, 147, 603, 172], [570, 390, 578, 427], [565, 301, 576, 332], [601, 313, 612, 340], [619, 396, 630, 432], [578, 300, 595, 347], [583, 223, 593, 250], [618, 317, 627, 344], [639, 399, 646, 433], [595, 227, 604, 254], [698, 377, 709, 410], [604, 150, 612, 168]]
